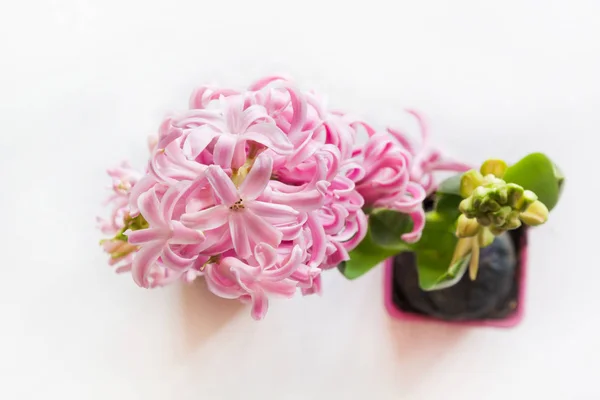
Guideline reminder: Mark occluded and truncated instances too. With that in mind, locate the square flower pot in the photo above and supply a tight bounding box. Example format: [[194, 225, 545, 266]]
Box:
[[384, 228, 528, 327]]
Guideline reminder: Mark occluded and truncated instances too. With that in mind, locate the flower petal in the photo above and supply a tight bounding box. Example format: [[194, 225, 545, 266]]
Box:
[[406, 109, 430, 144], [263, 188, 324, 212], [240, 104, 270, 132], [260, 280, 297, 298], [156, 125, 182, 150], [324, 240, 349, 267], [205, 165, 239, 205], [278, 221, 304, 241], [321, 204, 350, 235], [185, 185, 215, 214], [229, 212, 251, 258], [386, 127, 415, 155], [388, 182, 427, 213], [131, 241, 163, 288], [243, 210, 283, 250], [301, 274, 322, 296], [159, 181, 189, 222], [254, 243, 278, 270], [239, 153, 273, 201], [149, 268, 185, 288], [181, 205, 229, 230], [126, 228, 166, 245], [161, 246, 195, 271], [428, 159, 472, 173], [249, 289, 269, 320], [281, 85, 307, 139], [115, 263, 133, 274], [174, 108, 225, 128], [204, 264, 241, 299], [212, 134, 237, 168], [138, 188, 164, 227], [221, 256, 258, 279], [262, 245, 302, 280], [306, 211, 327, 267], [189, 86, 239, 109], [247, 75, 288, 91], [170, 220, 205, 244], [231, 140, 247, 170], [341, 211, 368, 250], [184, 126, 219, 159], [246, 201, 298, 223], [199, 224, 233, 254], [224, 96, 245, 134], [401, 208, 425, 243], [291, 265, 320, 288], [243, 123, 293, 154], [129, 176, 158, 214]]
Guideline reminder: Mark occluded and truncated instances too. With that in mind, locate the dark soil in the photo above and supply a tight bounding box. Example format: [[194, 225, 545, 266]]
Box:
[[391, 228, 526, 321]]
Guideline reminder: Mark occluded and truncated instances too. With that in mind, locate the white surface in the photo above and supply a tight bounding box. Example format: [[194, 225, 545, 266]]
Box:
[[0, 1, 598, 399]]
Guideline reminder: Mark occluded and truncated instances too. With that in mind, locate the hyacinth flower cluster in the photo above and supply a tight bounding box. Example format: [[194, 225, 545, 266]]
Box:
[[98, 76, 470, 319]]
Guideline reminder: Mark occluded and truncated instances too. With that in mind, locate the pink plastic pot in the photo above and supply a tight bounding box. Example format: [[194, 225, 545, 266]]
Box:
[[383, 230, 528, 328]]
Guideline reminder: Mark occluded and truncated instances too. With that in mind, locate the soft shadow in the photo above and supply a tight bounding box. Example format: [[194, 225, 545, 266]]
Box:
[[178, 278, 243, 352], [388, 318, 470, 357], [386, 317, 471, 391]]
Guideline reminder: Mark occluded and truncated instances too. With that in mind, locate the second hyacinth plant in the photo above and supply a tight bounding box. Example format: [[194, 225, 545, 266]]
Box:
[[98, 76, 564, 322]]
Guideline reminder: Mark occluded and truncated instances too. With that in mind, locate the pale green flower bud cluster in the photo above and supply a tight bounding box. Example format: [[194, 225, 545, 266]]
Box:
[[456, 159, 549, 239], [451, 158, 551, 281]]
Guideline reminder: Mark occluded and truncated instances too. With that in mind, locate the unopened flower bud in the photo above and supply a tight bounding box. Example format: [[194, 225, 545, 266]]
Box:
[[460, 170, 484, 198], [523, 190, 537, 201], [100, 238, 138, 260], [504, 211, 522, 230], [506, 183, 524, 208], [505, 219, 522, 230], [515, 189, 538, 211], [482, 174, 504, 185], [477, 215, 492, 226], [459, 197, 474, 215], [471, 186, 488, 209], [480, 159, 508, 179], [491, 206, 512, 226], [489, 226, 506, 236], [456, 169, 549, 234], [478, 228, 495, 247], [456, 214, 480, 238], [519, 200, 549, 226], [489, 186, 509, 205], [481, 197, 501, 212]]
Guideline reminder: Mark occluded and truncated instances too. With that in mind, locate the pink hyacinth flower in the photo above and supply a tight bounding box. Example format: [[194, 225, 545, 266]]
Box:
[[204, 244, 306, 320], [387, 109, 471, 194], [181, 154, 299, 259], [175, 96, 294, 169], [98, 76, 475, 320], [126, 183, 206, 288]]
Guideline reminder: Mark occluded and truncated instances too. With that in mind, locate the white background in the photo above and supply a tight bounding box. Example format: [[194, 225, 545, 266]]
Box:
[[0, 1, 597, 399]]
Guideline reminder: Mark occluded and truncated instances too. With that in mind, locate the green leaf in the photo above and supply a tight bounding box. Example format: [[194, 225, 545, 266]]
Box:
[[418, 253, 471, 291], [338, 243, 399, 280], [410, 211, 464, 290], [436, 174, 463, 196], [340, 207, 468, 290], [433, 173, 468, 225], [339, 211, 414, 280], [553, 162, 565, 198], [369, 209, 414, 249], [503, 153, 561, 211], [434, 192, 463, 221]]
